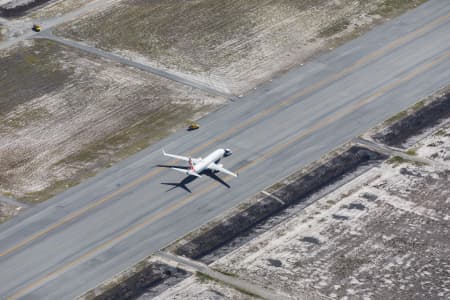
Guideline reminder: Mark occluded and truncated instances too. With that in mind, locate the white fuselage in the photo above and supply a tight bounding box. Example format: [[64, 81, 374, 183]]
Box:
[[193, 149, 225, 173], [163, 147, 236, 178], [194, 149, 225, 173]]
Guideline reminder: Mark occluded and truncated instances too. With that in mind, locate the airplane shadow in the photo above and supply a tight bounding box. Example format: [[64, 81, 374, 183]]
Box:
[[161, 175, 197, 193], [159, 166, 231, 193], [204, 170, 231, 189], [157, 164, 189, 169]]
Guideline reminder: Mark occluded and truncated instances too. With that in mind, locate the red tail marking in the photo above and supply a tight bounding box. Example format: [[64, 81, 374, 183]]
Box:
[[188, 158, 194, 171]]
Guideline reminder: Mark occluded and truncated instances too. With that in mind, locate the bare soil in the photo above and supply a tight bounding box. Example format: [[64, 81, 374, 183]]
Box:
[[0, 39, 224, 203], [152, 275, 257, 300], [57, 0, 426, 95]]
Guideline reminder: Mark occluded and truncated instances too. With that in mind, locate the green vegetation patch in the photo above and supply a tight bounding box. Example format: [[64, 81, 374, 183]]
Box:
[[371, 0, 428, 17], [319, 18, 350, 38], [387, 155, 426, 167], [412, 100, 426, 111], [387, 155, 409, 166], [405, 148, 417, 156], [385, 110, 408, 125], [434, 129, 446, 136]]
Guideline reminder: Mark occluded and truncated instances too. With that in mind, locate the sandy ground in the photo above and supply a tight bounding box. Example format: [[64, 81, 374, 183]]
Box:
[[157, 121, 450, 299], [0, 39, 224, 204], [416, 125, 450, 165], [152, 275, 257, 300], [58, 0, 426, 95]]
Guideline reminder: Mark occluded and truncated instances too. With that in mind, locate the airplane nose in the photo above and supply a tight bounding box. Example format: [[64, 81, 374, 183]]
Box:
[[224, 149, 232, 156]]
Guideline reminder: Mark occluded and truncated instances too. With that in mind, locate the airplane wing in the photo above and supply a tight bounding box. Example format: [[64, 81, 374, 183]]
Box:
[[171, 167, 202, 178], [208, 163, 238, 177], [162, 149, 200, 163]]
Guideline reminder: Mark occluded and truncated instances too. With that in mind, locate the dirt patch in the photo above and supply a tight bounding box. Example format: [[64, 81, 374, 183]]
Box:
[[0, 200, 21, 223], [57, 0, 426, 94], [166, 145, 385, 260], [0, 39, 224, 203], [371, 86, 450, 148]]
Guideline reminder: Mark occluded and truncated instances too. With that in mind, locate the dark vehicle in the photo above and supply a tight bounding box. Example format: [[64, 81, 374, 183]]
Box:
[[187, 122, 200, 131], [32, 24, 41, 32]]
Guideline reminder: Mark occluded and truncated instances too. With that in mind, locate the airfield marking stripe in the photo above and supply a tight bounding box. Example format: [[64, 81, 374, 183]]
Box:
[[2, 11, 449, 259], [262, 190, 285, 205], [8, 49, 450, 300]]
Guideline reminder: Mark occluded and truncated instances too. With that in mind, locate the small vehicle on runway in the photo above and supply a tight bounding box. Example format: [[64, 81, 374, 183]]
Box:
[[187, 122, 200, 131], [32, 24, 41, 32]]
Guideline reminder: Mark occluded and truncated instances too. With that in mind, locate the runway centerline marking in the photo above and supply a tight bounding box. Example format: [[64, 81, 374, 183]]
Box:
[[8, 48, 450, 300], [2, 11, 449, 259]]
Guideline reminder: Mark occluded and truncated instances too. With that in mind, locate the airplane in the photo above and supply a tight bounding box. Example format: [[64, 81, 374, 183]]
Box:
[[162, 148, 238, 178]]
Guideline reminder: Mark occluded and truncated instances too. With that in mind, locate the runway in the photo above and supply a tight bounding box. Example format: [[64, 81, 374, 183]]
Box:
[[1, 1, 450, 298]]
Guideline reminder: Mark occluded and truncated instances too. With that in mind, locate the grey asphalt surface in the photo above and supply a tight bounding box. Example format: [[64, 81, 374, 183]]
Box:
[[1, 1, 450, 299]]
